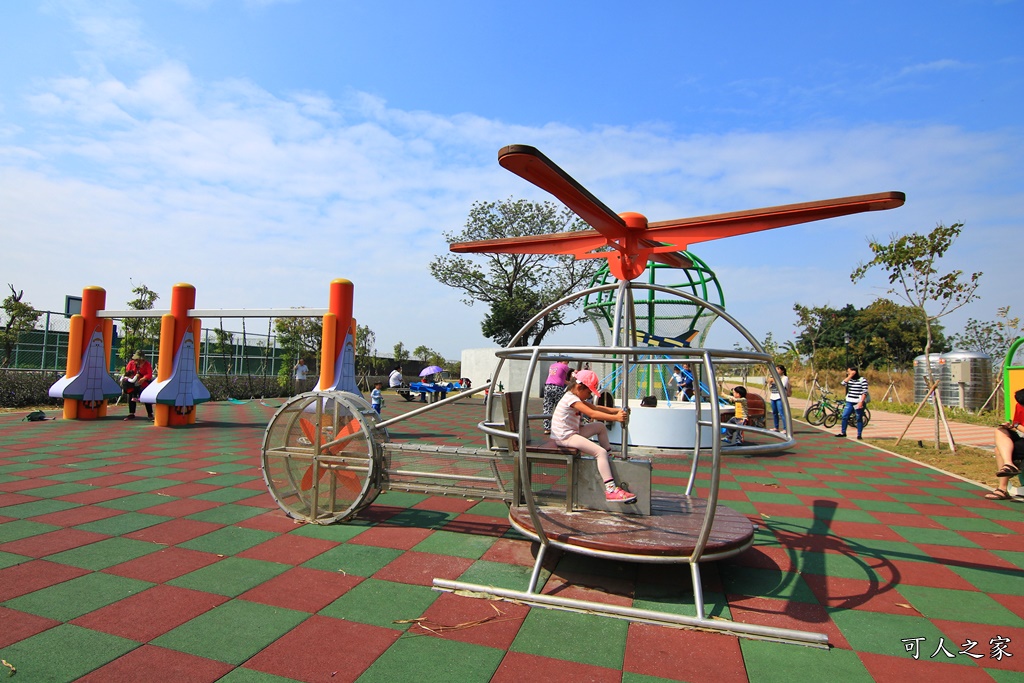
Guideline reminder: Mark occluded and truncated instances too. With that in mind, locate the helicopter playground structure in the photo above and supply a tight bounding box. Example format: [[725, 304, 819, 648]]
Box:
[[259, 146, 905, 647]]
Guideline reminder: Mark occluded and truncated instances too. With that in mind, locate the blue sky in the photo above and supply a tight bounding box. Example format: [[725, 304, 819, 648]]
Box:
[[1, 0, 1020, 360]]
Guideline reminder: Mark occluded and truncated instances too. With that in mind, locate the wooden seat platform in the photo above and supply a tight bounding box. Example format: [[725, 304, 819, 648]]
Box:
[[508, 492, 754, 561]]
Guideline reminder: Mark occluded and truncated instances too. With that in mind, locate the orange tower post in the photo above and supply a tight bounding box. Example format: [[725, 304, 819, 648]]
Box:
[[318, 278, 360, 395]]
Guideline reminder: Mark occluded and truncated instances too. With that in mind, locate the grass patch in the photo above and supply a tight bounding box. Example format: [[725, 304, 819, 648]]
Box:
[[864, 438, 1002, 488]]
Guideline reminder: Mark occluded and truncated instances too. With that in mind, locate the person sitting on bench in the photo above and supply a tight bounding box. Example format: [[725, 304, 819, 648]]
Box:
[[550, 370, 636, 503]]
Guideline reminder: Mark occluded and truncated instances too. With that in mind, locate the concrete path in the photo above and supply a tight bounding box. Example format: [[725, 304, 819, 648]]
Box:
[[788, 397, 996, 449]]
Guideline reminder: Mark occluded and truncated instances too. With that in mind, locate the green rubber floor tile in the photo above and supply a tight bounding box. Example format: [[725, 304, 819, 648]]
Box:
[[932, 516, 1013, 533], [458, 558, 543, 592], [851, 499, 918, 514], [719, 565, 817, 603], [740, 638, 873, 682], [771, 471, 817, 482], [197, 473, 258, 487], [0, 550, 30, 568], [788, 485, 838, 497], [992, 550, 1024, 570], [986, 669, 1024, 683], [734, 475, 781, 485], [115, 477, 182, 492], [828, 481, 880, 492], [0, 623, 139, 683], [412, 529, 497, 559], [151, 599, 308, 665], [465, 500, 510, 518], [891, 525, 980, 548], [809, 506, 879, 524], [962, 505, 1024, 522], [135, 457, 187, 467], [219, 668, 301, 683], [897, 585, 1024, 627], [751, 524, 784, 547], [99, 492, 176, 511], [201, 462, 253, 474], [185, 503, 267, 524], [357, 633, 504, 683], [950, 563, 1024, 596], [0, 519, 59, 542], [46, 470, 107, 483], [193, 488, 264, 504], [826, 607, 955, 658], [745, 491, 805, 505], [318, 578, 438, 630], [46, 537, 159, 570], [511, 607, 627, 668], [179, 525, 277, 555], [889, 493, 953, 506], [0, 463, 44, 474], [301, 543, 402, 576], [843, 537, 921, 560], [128, 466, 185, 478], [0, 498, 80, 519], [3, 571, 153, 621], [203, 453, 251, 462], [75, 511, 171, 536], [384, 508, 460, 530], [633, 584, 731, 619], [168, 556, 290, 597], [794, 549, 880, 580]]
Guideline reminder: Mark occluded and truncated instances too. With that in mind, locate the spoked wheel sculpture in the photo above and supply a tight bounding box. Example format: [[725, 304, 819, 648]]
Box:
[[262, 391, 385, 524]]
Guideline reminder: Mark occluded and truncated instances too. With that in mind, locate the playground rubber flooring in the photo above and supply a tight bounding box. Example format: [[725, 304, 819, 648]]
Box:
[[1, 398, 1022, 682]]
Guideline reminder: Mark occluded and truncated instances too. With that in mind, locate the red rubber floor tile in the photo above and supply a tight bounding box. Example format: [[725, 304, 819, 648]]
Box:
[[802, 574, 914, 616], [56, 487, 137, 504], [135, 498, 221, 518], [491, 651, 620, 683], [76, 644, 233, 683], [235, 510, 305, 533], [29, 505, 126, 528], [243, 615, 401, 683], [123, 518, 223, 545], [238, 566, 361, 613], [147, 482, 220, 498], [857, 651, 998, 683], [0, 605, 61, 648], [0, 527, 109, 558], [104, 547, 223, 583], [236, 534, 340, 565], [72, 584, 228, 641], [0, 559, 90, 601], [347, 524, 434, 550], [415, 591, 529, 650], [413, 495, 479, 514], [481, 537, 543, 568], [728, 594, 851, 649], [873, 559, 977, 591], [624, 623, 750, 682], [371, 549, 475, 587], [444, 513, 511, 537]]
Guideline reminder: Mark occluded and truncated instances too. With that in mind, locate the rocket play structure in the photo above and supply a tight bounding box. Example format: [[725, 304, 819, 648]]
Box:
[[49, 279, 360, 426], [47, 286, 123, 419]]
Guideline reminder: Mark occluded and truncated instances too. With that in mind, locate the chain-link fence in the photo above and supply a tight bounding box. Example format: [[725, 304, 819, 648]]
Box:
[[1, 310, 286, 378]]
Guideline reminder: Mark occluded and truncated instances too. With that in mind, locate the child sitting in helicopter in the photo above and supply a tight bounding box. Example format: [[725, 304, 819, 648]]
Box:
[[550, 370, 636, 503]]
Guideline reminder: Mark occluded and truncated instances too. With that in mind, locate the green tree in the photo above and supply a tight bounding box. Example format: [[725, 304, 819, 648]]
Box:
[[119, 283, 160, 366], [851, 222, 981, 451], [857, 298, 945, 371], [950, 306, 1020, 362], [413, 345, 431, 362], [392, 342, 409, 365], [274, 314, 322, 386], [210, 327, 234, 374], [0, 285, 42, 367], [430, 198, 600, 346]]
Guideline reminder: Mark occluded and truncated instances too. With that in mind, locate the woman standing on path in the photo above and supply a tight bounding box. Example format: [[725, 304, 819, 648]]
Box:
[[767, 364, 790, 433], [836, 366, 868, 440]]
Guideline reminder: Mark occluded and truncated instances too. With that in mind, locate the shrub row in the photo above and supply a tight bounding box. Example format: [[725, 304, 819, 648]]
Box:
[[0, 370, 294, 408]]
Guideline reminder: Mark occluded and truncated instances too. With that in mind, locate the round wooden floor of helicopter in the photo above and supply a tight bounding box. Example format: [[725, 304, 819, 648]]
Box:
[[508, 493, 754, 562]]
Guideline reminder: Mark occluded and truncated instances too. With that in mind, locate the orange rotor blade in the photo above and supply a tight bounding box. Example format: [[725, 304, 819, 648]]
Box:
[[498, 144, 627, 238], [450, 229, 608, 257], [644, 192, 906, 249]]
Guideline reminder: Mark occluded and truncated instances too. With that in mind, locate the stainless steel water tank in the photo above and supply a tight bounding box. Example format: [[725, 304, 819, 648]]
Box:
[[913, 351, 992, 410]]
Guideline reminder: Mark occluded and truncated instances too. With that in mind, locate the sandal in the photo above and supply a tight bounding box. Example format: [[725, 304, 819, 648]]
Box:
[[996, 464, 1020, 478], [985, 489, 1011, 500]]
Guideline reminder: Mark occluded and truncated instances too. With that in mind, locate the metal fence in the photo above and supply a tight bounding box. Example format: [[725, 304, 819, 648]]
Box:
[[2, 311, 287, 379]]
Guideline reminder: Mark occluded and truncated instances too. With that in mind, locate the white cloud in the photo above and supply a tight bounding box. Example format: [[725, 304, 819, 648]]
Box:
[[1, 15, 1020, 361]]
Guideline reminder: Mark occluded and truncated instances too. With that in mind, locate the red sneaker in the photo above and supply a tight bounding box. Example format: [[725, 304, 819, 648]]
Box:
[[605, 486, 637, 503]]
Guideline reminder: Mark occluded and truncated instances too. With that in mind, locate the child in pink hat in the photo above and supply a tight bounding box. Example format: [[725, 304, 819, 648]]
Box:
[[550, 370, 636, 503]]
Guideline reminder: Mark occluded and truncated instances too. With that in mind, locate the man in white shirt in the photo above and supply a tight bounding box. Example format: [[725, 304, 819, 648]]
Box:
[[388, 365, 403, 388], [293, 359, 309, 393]]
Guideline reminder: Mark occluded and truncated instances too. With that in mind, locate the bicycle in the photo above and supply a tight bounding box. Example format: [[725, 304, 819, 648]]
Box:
[[804, 387, 871, 429]]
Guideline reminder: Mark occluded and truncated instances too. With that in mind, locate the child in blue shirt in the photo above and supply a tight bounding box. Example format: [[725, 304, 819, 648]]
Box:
[[370, 382, 384, 415]]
